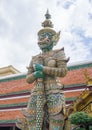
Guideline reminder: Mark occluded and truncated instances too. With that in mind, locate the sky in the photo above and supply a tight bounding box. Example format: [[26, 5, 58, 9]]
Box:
[[0, 0, 92, 72]]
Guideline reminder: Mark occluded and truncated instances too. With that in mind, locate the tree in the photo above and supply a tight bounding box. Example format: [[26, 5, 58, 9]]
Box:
[[69, 112, 92, 130]]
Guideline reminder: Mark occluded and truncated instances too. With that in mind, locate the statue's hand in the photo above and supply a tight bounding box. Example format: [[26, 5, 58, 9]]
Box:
[[33, 71, 45, 78], [34, 63, 43, 71]]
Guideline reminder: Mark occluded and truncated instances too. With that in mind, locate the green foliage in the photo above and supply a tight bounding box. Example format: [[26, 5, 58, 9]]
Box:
[[89, 126, 92, 130], [72, 126, 92, 130], [76, 127, 92, 130], [75, 128, 85, 130], [69, 112, 92, 126]]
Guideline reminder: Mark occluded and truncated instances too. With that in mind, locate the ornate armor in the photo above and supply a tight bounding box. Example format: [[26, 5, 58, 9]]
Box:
[[25, 48, 68, 130]]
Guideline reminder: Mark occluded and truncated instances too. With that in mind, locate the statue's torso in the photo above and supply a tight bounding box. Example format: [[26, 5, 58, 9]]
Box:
[[32, 48, 65, 94]]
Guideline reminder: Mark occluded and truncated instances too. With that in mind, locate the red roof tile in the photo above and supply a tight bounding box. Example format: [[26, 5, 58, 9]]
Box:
[[0, 97, 29, 105], [0, 79, 33, 95], [60, 67, 92, 85], [0, 110, 23, 120], [64, 91, 83, 98]]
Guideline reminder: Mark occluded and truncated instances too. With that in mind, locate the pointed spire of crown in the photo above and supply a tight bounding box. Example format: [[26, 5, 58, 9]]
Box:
[[42, 9, 53, 28], [38, 9, 56, 35], [45, 9, 51, 19]]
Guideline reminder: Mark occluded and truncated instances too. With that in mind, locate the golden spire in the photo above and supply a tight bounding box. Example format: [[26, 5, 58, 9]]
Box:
[[84, 69, 92, 85]]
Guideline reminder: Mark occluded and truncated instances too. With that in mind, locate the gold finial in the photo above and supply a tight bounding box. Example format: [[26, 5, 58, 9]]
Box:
[[84, 69, 92, 85]]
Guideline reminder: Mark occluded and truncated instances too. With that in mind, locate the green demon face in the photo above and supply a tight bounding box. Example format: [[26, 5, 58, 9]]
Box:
[[38, 32, 54, 52]]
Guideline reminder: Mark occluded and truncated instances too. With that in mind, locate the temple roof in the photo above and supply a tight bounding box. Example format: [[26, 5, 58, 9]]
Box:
[[0, 65, 20, 77]]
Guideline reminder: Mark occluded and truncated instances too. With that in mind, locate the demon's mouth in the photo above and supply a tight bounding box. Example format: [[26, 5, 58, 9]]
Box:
[[38, 36, 50, 45]]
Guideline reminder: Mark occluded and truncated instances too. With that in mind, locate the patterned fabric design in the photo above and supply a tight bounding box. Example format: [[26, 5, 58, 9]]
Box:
[[49, 113, 64, 130], [47, 93, 65, 115]]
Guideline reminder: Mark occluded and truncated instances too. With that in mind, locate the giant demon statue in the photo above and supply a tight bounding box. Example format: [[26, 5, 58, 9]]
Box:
[[16, 10, 69, 130]]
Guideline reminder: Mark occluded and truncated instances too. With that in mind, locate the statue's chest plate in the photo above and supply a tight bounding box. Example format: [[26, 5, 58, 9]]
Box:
[[43, 56, 56, 67], [32, 49, 63, 67]]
